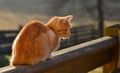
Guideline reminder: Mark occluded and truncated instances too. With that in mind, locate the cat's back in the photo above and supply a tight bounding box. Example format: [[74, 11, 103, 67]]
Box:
[[22, 20, 47, 34], [13, 20, 49, 48], [11, 20, 51, 65], [17, 20, 49, 39]]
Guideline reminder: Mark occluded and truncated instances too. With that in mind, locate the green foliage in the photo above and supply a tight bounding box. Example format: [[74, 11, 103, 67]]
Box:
[[0, 54, 9, 67]]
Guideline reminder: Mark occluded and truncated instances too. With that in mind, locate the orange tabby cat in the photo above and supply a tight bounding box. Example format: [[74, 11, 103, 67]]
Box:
[[10, 15, 73, 65]]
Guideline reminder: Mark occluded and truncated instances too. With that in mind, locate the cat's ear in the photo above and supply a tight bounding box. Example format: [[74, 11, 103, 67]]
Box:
[[64, 15, 73, 22], [59, 15, 73, 22]]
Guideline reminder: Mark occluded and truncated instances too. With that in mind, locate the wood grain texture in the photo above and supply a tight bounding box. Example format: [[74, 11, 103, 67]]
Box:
[[103, 24, 120, 73], [0, 36, 117, 73]]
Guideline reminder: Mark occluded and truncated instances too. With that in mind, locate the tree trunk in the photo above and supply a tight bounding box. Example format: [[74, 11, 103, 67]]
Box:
[[97, 0, 104, 37]]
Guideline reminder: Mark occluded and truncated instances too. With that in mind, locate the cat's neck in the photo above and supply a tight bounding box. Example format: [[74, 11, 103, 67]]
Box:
[[46, 23, 59, 37], [47, 29, 60, 51], [47, 28, 59, 40]]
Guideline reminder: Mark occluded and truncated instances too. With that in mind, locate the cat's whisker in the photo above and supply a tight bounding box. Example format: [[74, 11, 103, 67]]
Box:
[[61, 37, 70, 42]]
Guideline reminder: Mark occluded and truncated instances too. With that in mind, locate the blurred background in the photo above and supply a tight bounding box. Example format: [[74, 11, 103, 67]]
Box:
[[0, 0, 120, 72], [0, 0, 119, 30]]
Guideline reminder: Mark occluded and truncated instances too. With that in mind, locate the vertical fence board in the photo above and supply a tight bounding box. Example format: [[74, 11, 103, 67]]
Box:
[[103, 24, 120, 73]]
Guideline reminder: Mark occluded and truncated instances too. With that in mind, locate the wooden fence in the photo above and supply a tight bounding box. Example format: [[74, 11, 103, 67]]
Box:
[[0, 36, 117, 73], [0, 30, 19, 55], [0, 36, 118, 73], [0, 25, 120, 73], [1, 24, 120, 73], [0, 25, 95, 55], [5, 24, 120, 73]]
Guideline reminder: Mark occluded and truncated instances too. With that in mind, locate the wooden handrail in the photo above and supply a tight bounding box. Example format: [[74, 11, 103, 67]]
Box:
[[0, 36, 118, 73]]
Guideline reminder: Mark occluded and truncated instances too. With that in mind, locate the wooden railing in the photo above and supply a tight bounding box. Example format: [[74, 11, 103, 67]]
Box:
[[0, 30, 19, 54], [0, 36, 118, 73], [0, 24, 120, 73]]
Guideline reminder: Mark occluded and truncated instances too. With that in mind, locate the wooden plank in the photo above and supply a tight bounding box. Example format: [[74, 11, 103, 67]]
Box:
[[0, 37, 15, 44], [0, 30, 18, 38], [0, 36, 117, 73], [0, 46, 11, 55], [70, 25, 94, 33], [0, 30, 19, 33], [59, 36, 93, 49], [70, 31, 93, 39], [103, 24, 120, 73]]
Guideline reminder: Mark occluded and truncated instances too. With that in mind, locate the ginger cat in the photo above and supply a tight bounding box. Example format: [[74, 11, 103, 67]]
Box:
[[10, 15, 73, 65]]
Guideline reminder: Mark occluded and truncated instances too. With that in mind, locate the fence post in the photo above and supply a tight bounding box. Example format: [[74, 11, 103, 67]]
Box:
[[103, 24, 120, 73]]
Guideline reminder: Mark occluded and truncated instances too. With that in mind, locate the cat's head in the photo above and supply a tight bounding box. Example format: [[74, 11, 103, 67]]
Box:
[[47, 15, 73, 38]]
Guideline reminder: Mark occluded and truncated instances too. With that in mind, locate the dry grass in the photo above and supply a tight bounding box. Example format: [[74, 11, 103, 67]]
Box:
[[0, 11, 50, 30], [0, 11, 119, 30], [104, 20, 120, 27]]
